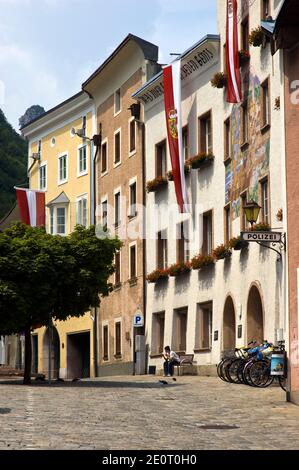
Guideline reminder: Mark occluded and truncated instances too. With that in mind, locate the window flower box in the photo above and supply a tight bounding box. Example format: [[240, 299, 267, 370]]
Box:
[[146, 269, 169, 283], [251, 222, 271, 232], [210, 72, 227, 89], [229, 236, 249, 251], [168, 261, 191, 277], [239, 49, 250, 66], [186, 153, 215, 170], [167, 165, 190, 181], [191, 254, 215, 270], [146, 176, 168, 193], [213, 244, 232, 261], [249, 27, 264, 47]]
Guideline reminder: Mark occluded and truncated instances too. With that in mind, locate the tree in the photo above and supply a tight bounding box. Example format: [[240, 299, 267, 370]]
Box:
[[0, 223, 122, 384], [19, 105, 45, 129]]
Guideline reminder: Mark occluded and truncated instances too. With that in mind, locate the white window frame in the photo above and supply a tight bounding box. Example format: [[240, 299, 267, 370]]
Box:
[[77, 143, 88, 177], [101, 138, 108, 176], [58, 152, 68, 185], [129, 241, 137, 280], [101, 195, 108, 229], [129, 176, 137, 218], [76, 194, 88, 227], [114, 318, 122, 357], [128, 117, 137, 157], [49, 205, 67, 236], [39, 162, 47, 191], [102, 321, 109, 361], [114, 88, 121, 116], [114, 128, 122, 168], [114, 186, 122, 227]]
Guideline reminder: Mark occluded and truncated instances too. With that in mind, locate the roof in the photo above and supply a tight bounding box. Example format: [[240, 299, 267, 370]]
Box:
[[82, 34, 159, 89], [47, 192, 70, 207], [132, 34, 220, 99]]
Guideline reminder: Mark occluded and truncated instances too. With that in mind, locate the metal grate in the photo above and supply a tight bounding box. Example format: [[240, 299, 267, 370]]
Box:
[[0, 408, 11, 415], [197, 424, 239, 430]]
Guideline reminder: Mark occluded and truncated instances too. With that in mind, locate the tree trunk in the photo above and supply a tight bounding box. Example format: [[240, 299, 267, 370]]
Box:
[[23, 326, 32, 385]]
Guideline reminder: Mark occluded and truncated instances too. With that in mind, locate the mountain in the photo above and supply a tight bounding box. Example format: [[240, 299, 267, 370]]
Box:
[[0, 109, 28, 220]]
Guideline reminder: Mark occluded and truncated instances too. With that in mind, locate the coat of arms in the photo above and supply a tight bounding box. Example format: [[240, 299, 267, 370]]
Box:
[[168, 109, 178, 139]]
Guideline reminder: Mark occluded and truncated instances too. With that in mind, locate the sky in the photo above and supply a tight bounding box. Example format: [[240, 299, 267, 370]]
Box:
[[0, 0, 217, 131]]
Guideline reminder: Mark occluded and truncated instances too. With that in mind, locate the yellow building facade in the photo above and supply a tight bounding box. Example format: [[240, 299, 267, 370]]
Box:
[[22, 91, 97, 379]]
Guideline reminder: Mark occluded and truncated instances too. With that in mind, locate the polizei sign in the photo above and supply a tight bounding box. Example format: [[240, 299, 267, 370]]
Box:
[[242, 232, 282, 242]]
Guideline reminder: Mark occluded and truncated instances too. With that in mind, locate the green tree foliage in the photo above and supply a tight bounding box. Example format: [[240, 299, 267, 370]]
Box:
[[0, 223, 122, 384], [19, 105, 45, 129], [0, 109, 28, 219]]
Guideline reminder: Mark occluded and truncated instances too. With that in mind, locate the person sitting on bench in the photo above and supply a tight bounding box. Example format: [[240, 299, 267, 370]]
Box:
[[163, 346, 180, 377]]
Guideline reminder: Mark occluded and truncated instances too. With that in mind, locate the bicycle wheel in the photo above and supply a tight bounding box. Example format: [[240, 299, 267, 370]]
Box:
[[278, 376, 287, 392], [220, 358, 234, 382], [237, 359, 247, 384], [217, 360, 225, 380], [249, 360, 273, 388], [242, 360, 254, 386], [227, 358, 243, 384]]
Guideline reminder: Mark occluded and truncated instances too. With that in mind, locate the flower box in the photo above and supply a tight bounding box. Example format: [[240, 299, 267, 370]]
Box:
[[213, 244, 232, 261], [191, 255, 215, 270], [249, 27, 264, 47], [168, 262, 191, 277], [146, 269, 169, 283], [239, 49, 250, 66], [146, 176, 168, 193], [186, 153, 215, 170], [167, 165, 190, 181], [211, 72, 227, 89], [229, 236, 249, 251], [251, 223, 271, 232]]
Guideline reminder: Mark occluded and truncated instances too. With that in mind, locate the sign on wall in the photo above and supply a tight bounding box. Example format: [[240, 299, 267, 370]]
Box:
[[242, 232, 282, 243]]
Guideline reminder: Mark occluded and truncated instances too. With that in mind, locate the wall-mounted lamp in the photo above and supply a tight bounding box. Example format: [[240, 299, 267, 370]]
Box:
[[128, 103, 141, 121], [244, 200, 261, 226]]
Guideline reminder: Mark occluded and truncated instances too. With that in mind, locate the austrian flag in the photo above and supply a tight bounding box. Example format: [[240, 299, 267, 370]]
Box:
[[163, 60, 189, 213], [15, 188, 45, 227], [226, 0, 242, 103]]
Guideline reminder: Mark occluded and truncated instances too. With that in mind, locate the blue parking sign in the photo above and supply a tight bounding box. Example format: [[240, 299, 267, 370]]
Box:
[[134, 311, 144, 327]]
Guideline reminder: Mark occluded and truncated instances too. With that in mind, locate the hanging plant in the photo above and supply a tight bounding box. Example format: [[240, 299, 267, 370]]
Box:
[[249, 27, 264, 47], [210, 72, 227, 89], [146, 269, 169, 283], [229, 236, 249, 251], [213, 244, 232, 261], [146, 176, 168, 193], [190, 254, 215, 270], [168, 261, 191, 277], [251, 222, 271, 232], [239, 49, 251, 65], [186, 152, 215, 170], [167, 165, 190, 181]]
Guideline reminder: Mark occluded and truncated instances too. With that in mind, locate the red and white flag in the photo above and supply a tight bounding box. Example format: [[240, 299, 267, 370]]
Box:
[[163, 60, 189, 213], [226, 0, 242, 103], [15, 188, 45, 227]]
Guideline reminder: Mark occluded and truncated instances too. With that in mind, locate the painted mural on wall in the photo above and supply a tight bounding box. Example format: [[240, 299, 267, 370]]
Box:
[[225, 71, 270, 220]]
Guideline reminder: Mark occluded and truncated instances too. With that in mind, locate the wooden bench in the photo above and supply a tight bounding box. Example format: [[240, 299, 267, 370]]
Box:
[[173, 354, 195, 376]]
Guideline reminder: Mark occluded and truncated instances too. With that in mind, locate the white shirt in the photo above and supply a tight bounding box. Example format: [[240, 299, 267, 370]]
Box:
[[170, 351, 180, 362]]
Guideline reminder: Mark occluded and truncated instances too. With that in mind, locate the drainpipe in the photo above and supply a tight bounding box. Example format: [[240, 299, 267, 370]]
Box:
[[140, 119, 147, 372]]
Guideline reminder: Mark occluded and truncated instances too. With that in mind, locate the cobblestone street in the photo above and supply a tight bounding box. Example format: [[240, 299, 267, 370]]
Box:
[[0, 376, 299, 450]]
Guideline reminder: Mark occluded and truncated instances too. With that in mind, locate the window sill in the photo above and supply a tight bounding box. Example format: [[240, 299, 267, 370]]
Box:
[[194, 348, 212, 353], [77, 171, 88, 178], [129, 150, 137, 158], [101, 171, 108, 178], [103, 357, 109, 362], [261, 123, 271, 134], [150, 353, 163, 359], [114, 109, 122, 118], [223, 156, 232, 165], [129, 277, 138, 287], [57, 180, 68, 186], [113, 161, 122, 169], [113, 283, 122, 291], [240, 142, 249, 152], [128, 213, 138, 221], [113, 222, 121, 229], [114, 354, 122, 360]]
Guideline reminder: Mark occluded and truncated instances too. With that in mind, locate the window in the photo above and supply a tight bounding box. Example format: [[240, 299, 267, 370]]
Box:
[[129, 119, 136, 154], [261, 79, 270, 128], [50, 206, 67, 236], [114, 88, 121, 114], [156, 140, 167, 178], [241, 16, 249, 52], [241, 100, 249, 145], [114, 191, 121, 227], [39, 163, 47, 190], [130, 244, 137, 280], [173, 308, 188, 352], [182, 126, 189, 160], [103, 325, 109, 361], [115, 251, 121, 285], [82, 116, 87, 136], [199, 111, 212, 154], [260, 178, 269, 224], [261, 0, 271, 19], [129, 181, 137, 218], [224, 205, 231, 244], [152, 312, 165, 355], [102, 199, 108, 230], [177, 222, 190, 263], [76, 196, 88, 227], [58, 154, 68, 183], [115, 322, 122, 357], [101, 142, 107, 174], [224, 117, 231, 160], [114, 130, 121, 165], [196, 302, 213, 350], [240, 191, 248, 231], [202, 211, 213, 255], [78, 145, 87, 175], [157, 230, 168, 270]]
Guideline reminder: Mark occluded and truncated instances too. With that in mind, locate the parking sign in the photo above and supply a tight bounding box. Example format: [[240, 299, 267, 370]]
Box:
[[133, 311, 144, 328]]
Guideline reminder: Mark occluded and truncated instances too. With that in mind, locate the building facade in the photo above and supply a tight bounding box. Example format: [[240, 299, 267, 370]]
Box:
[[134, 0, 287, 375], [22, 92, 97, 379]]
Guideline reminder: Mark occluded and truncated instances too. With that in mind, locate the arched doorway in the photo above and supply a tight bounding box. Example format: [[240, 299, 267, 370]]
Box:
[[223, 296, 236, 350], [42, 326, 60, 379], [247, 285, 264, 344]]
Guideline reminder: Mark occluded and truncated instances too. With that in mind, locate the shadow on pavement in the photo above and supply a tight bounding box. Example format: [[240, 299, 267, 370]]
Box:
[[0, 379, 186, 389]]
